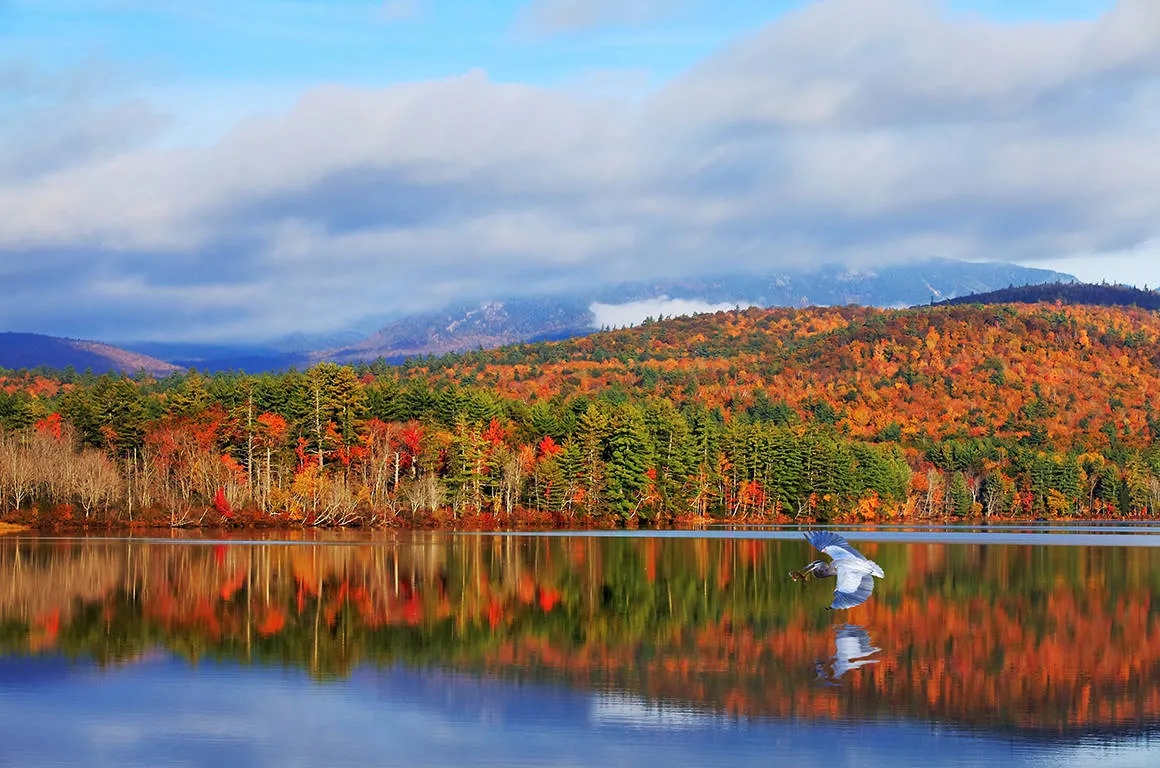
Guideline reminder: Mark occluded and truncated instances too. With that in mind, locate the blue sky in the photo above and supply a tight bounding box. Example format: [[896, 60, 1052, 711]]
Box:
[[4, 2, 1119, 92], [0, 0, 1156, 341]]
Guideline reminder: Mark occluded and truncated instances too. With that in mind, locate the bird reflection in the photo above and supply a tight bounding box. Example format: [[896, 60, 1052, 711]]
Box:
[[816, 624, 881, 683]]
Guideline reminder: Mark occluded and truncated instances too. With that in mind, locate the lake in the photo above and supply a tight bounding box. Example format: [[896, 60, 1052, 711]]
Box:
[[3, 527, 1160, 767]]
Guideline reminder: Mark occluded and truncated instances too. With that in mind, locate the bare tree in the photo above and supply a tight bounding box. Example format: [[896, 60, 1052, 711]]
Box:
[[404, 476, 445, 514], [75, 450, 123, 519]]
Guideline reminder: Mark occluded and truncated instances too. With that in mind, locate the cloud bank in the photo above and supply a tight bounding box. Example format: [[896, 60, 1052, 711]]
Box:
[[590, 298, 750, 329], [520, 0, 685, 34], [1, 0, 1158, 341]]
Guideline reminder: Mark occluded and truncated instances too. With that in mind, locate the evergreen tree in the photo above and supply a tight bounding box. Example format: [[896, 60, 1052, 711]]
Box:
[[168, 371, 211, 417], [574, 403, 611, 513], [365, 378, 405, 422], [643, 399, 695, 517], [602, 405, 652, 519], [949, 471, 972, 517]]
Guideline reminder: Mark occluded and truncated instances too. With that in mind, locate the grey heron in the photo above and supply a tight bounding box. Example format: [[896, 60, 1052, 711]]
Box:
[[790, 530, 884, 610]]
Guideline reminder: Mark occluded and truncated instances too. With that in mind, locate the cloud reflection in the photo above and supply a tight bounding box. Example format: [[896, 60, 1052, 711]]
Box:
[[3, 657, 1160, 768]]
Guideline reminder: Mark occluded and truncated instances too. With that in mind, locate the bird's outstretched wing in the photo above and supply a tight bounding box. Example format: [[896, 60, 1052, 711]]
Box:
[[830, 571, 875, 610], [805, 531, 884, 578], [805, 530, 865, 561]]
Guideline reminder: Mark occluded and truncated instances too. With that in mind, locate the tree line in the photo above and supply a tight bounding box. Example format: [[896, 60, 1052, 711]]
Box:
[[3, 301, 1160, 526], [0, 363, 1155, 526], [0, 365, 912, 525]]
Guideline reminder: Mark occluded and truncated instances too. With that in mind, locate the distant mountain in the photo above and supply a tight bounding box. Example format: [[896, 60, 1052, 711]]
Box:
[[97, 260, 1076, 372], [319, 297, 595, 365], [0, 333, 182, 377], [583, 259, 1074, 308], [937, 281, 1160, 310], [320, 259, 1075, 364], [117, 341, 305, 374]]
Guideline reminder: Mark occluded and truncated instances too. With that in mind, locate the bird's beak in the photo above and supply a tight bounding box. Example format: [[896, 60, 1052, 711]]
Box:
[[789, 561, 816, 581]]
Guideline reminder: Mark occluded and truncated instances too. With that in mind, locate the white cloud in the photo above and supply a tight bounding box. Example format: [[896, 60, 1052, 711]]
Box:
[[1, 0, 1159, 341], [519, 0, 684, 34], [590, 297, 751, 329], [655, 0, 1160, 128], [1032, 240, 1160, 290]]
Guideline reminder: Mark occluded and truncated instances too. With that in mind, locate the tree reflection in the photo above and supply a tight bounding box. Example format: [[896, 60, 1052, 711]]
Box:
[[2, 534, 1160, 736]]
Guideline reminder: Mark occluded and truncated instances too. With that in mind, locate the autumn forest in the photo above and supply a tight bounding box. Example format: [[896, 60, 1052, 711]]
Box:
[[3, 300, 1160, 528]]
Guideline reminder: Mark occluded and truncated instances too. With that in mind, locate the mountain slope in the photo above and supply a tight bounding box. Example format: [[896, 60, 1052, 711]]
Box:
[[0, 333, 182, 377], [320, 297, 593, 365], [938, 281, 1160, 309], [402, 293, 1160, 454], [323, 259, 1074, 364], [117, 341, 304, 374]]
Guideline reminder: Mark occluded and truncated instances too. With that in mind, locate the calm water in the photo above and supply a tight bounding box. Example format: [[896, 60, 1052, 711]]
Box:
[[3, 529, 1160, 767]]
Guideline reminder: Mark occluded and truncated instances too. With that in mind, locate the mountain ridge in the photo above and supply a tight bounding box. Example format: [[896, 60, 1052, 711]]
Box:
[[935, 281, 1160, 310], [319, 259, 1075, 366], [0, 333, 182, 377], [19, 259, 1078, 373]]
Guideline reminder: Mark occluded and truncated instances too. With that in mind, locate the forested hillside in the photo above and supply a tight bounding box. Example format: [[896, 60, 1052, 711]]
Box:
[[3, 300, 1160, 527], [938, 281, 1160, 310]]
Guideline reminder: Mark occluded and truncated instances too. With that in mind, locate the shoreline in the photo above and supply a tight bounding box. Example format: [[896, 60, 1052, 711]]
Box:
[[5, 508, 1154, 536]]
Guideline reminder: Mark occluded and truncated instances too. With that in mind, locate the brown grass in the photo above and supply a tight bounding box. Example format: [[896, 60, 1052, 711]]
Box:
[[0, 522, 30, 535]]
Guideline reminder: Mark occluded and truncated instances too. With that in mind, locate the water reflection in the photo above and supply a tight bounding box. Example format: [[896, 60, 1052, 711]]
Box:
[[818, 624, 881, 683], [2, 534, 1160, 738]]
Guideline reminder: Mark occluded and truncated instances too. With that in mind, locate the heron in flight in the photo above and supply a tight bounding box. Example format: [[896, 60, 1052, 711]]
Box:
[[790, 530, 884, 610]]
